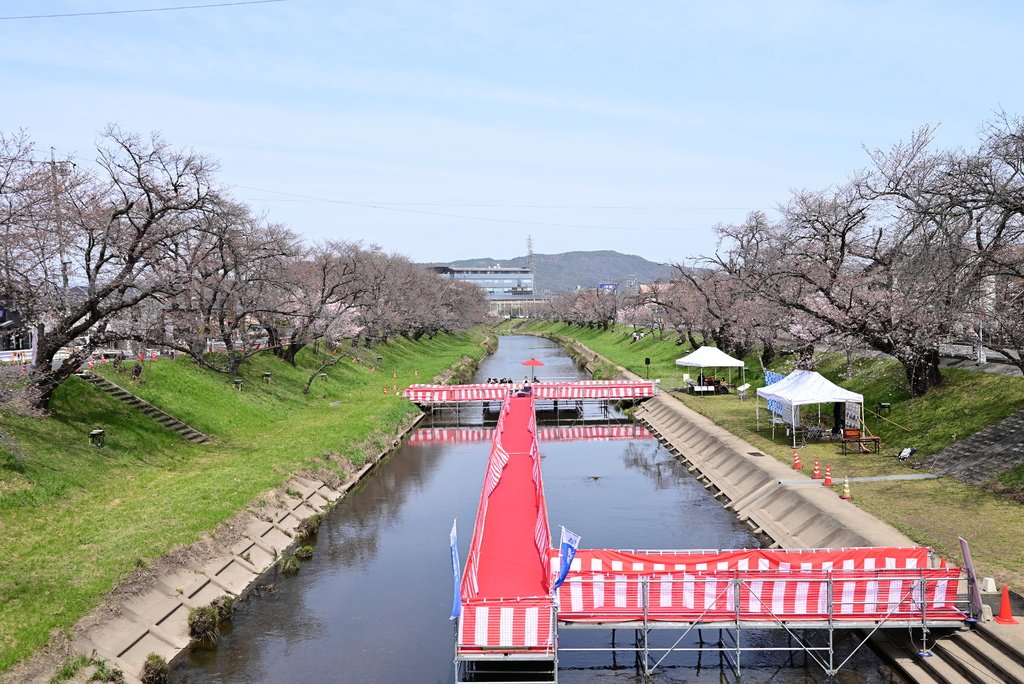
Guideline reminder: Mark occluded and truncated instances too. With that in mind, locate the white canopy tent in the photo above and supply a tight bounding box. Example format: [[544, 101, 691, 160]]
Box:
[[675, 346, 746, 391], [755, 369, 865, 447]]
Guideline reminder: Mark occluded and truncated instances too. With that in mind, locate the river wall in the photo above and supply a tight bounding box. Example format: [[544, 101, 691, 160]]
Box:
[[634, 394, 915, 549], [535, 332, 916, 549], [62, 412, 428, 684]]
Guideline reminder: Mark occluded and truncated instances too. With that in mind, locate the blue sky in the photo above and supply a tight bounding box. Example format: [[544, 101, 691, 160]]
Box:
[[2, 1, 1022, 264]]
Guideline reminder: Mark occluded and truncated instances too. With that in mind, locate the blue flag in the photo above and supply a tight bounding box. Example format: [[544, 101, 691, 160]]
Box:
[[552, 527, 581, 592], [449, 519, 461, 620]]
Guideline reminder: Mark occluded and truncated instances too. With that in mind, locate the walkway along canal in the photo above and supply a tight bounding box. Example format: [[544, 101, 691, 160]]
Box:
[[174, 336, 904, 682]]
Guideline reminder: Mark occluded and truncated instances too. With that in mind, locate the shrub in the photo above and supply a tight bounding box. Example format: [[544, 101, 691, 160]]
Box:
[[139, 653, 169, 684], [295, 545, 313, 559], [187, 605, 219, 643]]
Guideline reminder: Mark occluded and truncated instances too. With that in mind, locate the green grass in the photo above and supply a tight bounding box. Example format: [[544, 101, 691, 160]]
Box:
[[0, 332, 486, 673], [513, 321, 1024, 588]]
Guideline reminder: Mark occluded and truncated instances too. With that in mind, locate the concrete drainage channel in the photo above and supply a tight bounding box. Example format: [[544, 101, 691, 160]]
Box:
[[67, 415, 424, 684]]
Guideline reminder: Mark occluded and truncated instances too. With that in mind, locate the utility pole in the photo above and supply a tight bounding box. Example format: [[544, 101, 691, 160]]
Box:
[[49, 148, 70, 296]]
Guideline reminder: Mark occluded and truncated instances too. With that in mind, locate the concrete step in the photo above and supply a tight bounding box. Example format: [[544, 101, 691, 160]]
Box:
[[82, 375, 211, 444], [870, 631, 944, 684], [931, 636, 1006, 684], [939, 628, 1024, 684]]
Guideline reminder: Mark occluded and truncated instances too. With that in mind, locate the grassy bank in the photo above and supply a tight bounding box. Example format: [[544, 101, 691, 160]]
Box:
[[512, 321, 1024, 589], [0, 332, 486, 673]]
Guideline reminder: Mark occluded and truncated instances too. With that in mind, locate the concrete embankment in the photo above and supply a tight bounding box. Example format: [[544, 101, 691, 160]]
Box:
[[634, 393, 915, 549], [62, 414, 425, 684], [539, 333, 1024, 684]]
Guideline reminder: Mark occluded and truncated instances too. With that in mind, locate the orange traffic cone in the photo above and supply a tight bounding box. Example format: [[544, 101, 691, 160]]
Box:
[[812, 461, 822, 479], [792, 449, 803, 470], [822, 465, 833, 486], [994, 584, 1020, 625], [840, 476, 853, 500], [392, 384, 398, 394]]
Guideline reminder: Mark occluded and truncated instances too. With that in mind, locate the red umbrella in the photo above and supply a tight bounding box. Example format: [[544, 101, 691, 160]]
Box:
[[522, 358, 544, 381]]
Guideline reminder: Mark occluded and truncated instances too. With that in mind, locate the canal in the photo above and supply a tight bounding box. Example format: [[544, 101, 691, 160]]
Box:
[[175, 336, 899, 683]]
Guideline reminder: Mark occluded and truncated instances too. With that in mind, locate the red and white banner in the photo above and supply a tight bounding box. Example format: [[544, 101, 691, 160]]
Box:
[[402, 380, 658, 404], [407, 424, 652, 445], [458, 598, 555, 652], [550, 548, 965, 624]]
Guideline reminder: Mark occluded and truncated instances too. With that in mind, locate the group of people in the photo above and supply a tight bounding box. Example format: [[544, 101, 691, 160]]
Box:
[[484, 376, 536, 396], [486, 376, 534, 385]]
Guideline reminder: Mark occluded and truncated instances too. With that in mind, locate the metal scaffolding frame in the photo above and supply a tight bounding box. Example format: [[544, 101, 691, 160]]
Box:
[[552, 570, 969, 680]]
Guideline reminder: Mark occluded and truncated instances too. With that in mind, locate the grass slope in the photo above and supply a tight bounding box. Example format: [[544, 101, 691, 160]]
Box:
[[513, 321, 1024, 589], [0, 332, 485, 673]]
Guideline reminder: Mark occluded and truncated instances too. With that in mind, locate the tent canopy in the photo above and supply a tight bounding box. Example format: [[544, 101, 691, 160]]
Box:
[[755, 369, 863, 406], [675, 346, 745, 369]]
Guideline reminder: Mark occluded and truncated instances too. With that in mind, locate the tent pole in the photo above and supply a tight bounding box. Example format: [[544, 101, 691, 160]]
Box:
[[792, 405, 797, 448]]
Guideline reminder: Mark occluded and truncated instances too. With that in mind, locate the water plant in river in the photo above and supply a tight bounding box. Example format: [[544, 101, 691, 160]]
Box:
[[277, 555, 300, 576], [210, 595, 235, 622], [187, 605, 220, 643], [295, 512, 323, 541], [295, 545, 314, 559], [138, 653, 169, 684]]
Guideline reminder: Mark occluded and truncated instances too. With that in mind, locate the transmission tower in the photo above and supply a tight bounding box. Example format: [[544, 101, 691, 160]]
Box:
[[526, 235, 537, 294]]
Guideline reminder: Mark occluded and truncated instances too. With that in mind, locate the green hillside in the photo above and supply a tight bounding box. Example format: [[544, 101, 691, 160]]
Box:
[[0, 332, 486, 674], [442, 250, 674, 294]]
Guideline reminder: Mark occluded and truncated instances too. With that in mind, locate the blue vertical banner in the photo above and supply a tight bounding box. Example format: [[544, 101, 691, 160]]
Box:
[[449, 519, 461, 620], [552, 526, 581, 592], [763, 370, 786, 417]]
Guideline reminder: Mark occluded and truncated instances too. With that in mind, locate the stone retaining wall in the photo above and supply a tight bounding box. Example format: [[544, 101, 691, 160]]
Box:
[[53, 415, 426, 684], [635, 393, 916, 550]]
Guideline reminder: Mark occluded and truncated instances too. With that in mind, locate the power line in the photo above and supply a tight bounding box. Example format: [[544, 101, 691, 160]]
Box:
[[0, 0, 286, 21], [245, 198, 757, 211], [233, 185, 723, 232]]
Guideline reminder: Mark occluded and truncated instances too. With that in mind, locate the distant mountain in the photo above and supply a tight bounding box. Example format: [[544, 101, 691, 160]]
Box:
[[442, 250, 675, 295]]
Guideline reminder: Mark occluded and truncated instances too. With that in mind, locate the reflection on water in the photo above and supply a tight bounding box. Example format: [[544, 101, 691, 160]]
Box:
[[174, 336, 897, 683]]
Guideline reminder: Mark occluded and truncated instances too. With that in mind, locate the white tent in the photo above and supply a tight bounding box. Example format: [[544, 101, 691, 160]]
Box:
[[755, 369, 865, 447], [676, 346, 745, 369], [675, 346, 746, 390]]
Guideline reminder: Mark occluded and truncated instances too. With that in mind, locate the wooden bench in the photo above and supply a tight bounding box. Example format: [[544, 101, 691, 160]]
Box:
[[840, 428, 880, 454]]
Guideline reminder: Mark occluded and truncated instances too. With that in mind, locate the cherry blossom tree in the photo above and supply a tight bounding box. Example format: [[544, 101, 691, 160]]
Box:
[[1, 126, 219, 409]]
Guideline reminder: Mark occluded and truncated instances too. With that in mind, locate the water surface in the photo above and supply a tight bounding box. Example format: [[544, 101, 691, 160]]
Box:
[[175, 336, 897, 683]]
